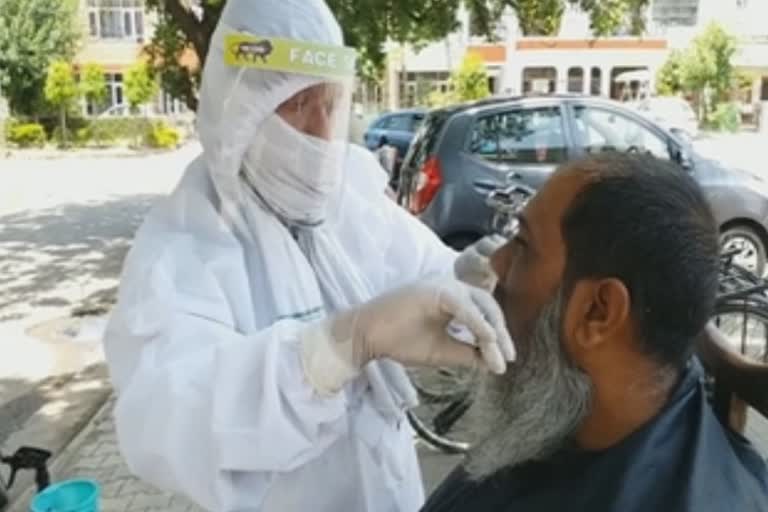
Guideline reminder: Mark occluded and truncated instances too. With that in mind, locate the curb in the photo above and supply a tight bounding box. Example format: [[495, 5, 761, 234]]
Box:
[[0, 148, 177, 161], [5, 374, 113, 512]]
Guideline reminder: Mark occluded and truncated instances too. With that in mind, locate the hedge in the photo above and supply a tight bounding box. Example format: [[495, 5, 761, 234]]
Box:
[[6, 122, 47, 148]]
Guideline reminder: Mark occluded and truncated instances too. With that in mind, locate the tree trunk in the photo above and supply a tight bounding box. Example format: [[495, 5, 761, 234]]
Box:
[[60, 107, 67, 147]]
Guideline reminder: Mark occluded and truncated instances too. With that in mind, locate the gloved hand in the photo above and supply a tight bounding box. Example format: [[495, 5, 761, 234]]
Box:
[[454, 235, 507, 291], [300, 277, 515, 395]]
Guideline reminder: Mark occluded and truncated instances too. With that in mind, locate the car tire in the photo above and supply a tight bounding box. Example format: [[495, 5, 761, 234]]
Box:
[[721, 225, 767, 277]]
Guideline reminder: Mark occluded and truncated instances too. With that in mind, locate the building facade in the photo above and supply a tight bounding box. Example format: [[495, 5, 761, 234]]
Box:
[[74, 0, 191, 117], [384, 0, 768, 113]]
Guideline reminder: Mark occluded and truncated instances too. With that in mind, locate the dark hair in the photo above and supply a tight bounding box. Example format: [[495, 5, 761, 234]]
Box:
[[561, 153, 719, 369]]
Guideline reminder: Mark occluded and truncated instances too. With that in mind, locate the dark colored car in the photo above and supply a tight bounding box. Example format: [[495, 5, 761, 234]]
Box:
[[364, 109, 426, 170], [398, 95, 768, 275]]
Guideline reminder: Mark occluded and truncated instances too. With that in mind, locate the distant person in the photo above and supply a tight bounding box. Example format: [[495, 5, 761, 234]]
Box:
[[423, 154, 768, 512]]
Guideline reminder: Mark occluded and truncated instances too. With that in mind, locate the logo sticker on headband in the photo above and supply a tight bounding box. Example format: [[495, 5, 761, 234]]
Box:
[[224, 34, 358, 79]]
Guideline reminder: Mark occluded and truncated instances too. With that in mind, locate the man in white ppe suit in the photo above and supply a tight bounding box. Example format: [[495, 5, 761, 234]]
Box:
[[103, 0, 514, 511]]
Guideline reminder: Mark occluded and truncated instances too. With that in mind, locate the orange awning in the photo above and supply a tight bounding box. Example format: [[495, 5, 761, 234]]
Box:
[[467, 45, 507, 63], [516, 38, 667, 51]]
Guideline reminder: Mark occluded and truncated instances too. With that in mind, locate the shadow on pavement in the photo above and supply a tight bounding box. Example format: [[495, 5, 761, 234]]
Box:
[[0, 195, 160, 321], [0, 363, 111, 506]]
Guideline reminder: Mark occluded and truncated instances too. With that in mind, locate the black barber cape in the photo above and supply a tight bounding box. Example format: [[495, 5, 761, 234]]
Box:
[[422, 361, 768, 512]]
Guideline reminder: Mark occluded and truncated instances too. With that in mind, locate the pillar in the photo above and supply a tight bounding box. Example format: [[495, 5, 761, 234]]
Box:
[[556, 65, 569, 94], [601, 66, 613, 98]]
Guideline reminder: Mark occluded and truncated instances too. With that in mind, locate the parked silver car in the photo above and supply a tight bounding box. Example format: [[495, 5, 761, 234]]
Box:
[[398, 95, 768, 274]]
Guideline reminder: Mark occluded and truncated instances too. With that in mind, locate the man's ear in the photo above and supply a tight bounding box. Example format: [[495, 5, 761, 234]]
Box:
[[564, 278, 631, 353]]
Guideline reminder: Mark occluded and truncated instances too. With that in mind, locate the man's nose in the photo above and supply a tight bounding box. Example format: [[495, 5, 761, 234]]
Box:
[[301, 105, 333, 140]]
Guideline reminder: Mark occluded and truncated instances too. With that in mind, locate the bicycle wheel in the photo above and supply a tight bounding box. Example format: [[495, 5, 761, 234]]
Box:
[[406, 366, 480, 454], [711, 300, 768, 362]]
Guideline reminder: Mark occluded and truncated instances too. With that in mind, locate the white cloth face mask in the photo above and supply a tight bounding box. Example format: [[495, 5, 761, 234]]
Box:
[[242, 113, 345, 226]]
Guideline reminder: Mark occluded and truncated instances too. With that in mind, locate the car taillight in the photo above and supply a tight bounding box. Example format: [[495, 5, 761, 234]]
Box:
[[409, 156, 442, 214]]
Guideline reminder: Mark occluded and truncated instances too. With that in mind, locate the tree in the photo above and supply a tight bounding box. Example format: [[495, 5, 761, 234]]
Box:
[[145, 0, 647, 111], [680, 23, 736, 120], [656, 50, 684, 96], [124, 62, 158, 146], [0, 0, 79, 117], [510, 0, 565, 36], [571, 0, 649, 37], [453, 53, 491, 102], [44, 60, 78, 146], [124, 62, 158, 114], [79, 63, 108, 114]]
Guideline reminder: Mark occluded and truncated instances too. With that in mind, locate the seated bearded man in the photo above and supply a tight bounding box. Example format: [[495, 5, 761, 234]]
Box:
[[422, 154, 768, 512]]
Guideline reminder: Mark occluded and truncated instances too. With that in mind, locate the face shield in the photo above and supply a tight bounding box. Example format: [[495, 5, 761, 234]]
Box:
[[223, 33, 357, 226]]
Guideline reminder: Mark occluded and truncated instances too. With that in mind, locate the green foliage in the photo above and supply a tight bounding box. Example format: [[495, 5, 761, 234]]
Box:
[[676, 23, 737, 120], [124, 62, 159, 113], [733, 70, 755, 94], [427, 90, 455, 108], [0, 0, 79, 116], [572, 0, 649, 36], [7, 122, 46, 147], [424, 53, 490, 107], [143, 13, 200, 111], [80, 63, 108, 109], [512, 0, 565, 36], [328, 0, 462, 74], [50, 118, 91, 146], [707, 102, 740, 133], [681, 23, 736, 102], [145, 121, 180, 149], [91, 117, 152, 142], [44, 61, 78, 109], [44, 60, 79, 146], [656, 50, 684, 96], [452, 53, 490, 102]]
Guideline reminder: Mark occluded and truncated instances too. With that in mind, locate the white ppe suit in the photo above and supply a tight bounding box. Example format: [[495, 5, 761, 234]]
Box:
[[102, 0, 468, 511]]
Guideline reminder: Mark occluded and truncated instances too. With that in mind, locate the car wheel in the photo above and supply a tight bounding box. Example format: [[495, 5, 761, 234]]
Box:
[[721, 225, 767, 276]]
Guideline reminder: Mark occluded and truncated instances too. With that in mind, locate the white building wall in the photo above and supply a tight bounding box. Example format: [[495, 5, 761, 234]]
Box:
[[502, 47, 668, 97]]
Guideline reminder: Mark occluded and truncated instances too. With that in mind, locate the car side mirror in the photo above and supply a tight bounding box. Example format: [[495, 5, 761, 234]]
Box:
[[672, 142, 693, 170], [678, 147, 693, 170]]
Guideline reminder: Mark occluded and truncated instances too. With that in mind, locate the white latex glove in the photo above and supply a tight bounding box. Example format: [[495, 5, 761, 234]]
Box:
[[454, 235, 507, 291], [300, 277, 515, 395]]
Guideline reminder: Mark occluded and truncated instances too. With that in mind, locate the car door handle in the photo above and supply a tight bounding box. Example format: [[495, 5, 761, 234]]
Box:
[[473, 180, 501, 193]]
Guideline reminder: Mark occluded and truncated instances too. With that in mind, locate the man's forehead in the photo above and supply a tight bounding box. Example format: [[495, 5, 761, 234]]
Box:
[[524, 168, 591, 240]]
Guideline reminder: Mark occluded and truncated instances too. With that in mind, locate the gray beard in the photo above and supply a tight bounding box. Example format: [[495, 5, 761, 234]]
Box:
[[464, 287, 594, 481]]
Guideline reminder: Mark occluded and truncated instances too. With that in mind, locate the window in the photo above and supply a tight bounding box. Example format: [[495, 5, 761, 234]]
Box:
[[386, 115, 414, 132], [469, 107, 567, 165], [652, 0, 699, 26], [87, 0, 145, 41], [573, 106, 670, 160], [568, 67, 584, 94], [84, 73, 124, 115], [522, 67, 557, 95]]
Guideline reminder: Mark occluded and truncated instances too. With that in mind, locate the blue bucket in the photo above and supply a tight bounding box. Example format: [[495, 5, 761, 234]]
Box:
[[29, 479, 100, 512]]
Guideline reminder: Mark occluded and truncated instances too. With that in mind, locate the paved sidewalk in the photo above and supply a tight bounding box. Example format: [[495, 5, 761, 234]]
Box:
[[17, 394, 459, 512], [30, 395, 203, 512]]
